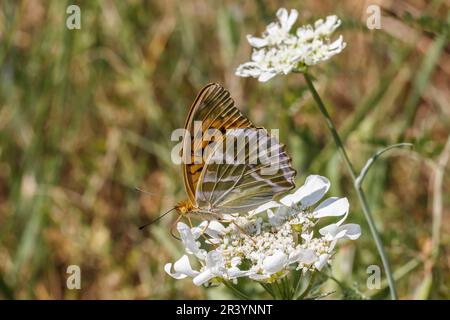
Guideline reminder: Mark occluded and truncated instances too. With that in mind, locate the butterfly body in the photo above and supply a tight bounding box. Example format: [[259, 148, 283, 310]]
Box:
[[177, 83, 297, 222], [175, 199, 229, 221]]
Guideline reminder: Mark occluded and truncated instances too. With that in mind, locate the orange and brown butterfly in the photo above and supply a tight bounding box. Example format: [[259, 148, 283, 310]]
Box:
[[173, 83, 297, 222]]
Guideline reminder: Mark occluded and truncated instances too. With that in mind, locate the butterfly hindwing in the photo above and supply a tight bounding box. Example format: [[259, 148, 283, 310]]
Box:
[[195, 127, 296, 213]]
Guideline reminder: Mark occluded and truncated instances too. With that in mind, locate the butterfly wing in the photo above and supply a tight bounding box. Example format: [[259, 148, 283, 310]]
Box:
[[182, 83, 254, 204], [195, 127, 296, 213]]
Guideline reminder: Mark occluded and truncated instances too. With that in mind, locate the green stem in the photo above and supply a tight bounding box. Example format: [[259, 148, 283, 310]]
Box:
[[282, 277, 290, 299], [274, 280, 284, 300], [303, 72, 398, 300], [355, 143, 413, 188], [223, 281, 252, 300], [259, 282, 276, 299], [295, 272, 316, 300]]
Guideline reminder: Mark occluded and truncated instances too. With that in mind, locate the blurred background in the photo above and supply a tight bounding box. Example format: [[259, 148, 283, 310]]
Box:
[[0, 0, 449, 299]]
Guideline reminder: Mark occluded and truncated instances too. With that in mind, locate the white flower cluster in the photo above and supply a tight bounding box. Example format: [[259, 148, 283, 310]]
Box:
[[235, 8, 346, 82], [165, 175, 361, 286]]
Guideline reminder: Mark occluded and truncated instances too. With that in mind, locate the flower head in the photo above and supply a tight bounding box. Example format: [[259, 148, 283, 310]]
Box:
[[246, 8, 298, 48], [236, 8, 346, 82], [164, 175, 360, 286]]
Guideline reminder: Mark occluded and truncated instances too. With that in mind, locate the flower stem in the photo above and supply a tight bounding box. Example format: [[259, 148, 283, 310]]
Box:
[[303, 72, 398, 300], [223, 280, 252, 300], [259, 282, 277, 299]]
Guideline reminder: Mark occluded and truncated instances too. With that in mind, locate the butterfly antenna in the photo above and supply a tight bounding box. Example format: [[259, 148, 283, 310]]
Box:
[[134, 186, 155, 196], [139, 207, 176, 230]]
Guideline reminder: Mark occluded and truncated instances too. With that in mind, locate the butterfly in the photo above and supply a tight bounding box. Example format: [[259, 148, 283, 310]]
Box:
[[174, 83, 296, 222]]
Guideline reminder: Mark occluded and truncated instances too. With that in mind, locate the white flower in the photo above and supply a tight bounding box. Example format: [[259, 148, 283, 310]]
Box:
[[319, 223, 361, 242], [246, 8, 298, 48], [262, 250, 288, 273], [289, 248, 317, 265], [236, 46, 300, 82], [193, 251, 227, 286], [313, 197, 349, 225], [164, 174, 360, 286], [280, 174, 331, 207], [314, 253, 331, 271], [165, 251, 250, 286], [177, 222, 207, 260], [236, 8, 346, 82], [313, 15, 341, 37], [164, 255, 199, 280]]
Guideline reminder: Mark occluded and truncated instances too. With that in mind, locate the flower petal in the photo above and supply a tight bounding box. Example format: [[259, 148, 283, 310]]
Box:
[[230, 256, 241, 267], [235, 62, 261, 78], [205, 220, 226, 239], [249, 273, 271, 281], [228, 267, 252, 278], [248, 200, 281, 216], [177, 222, 207, 259], [284, 9, 298, 31], [164, 263, 187, 280], [289, 248, 317, 265], [193, 269, 215, 286], [276, 8, 288, 26], [328, 35, 346, 55], [206, 251, 224, 271], [314, 254, 330, 271], [247, 35, 268, 48], [262, 251, 287, 273], [258, 71, 277, 82], [268, 206, 291, 226], [164, 255, 199, 280], [280, 175, 330, 207], [313, 197, 349, 225], [338, 223, 361, 240], [318, 223, 339, 237], [191, 221, 208, 238], [192, 251, 227, 286], [319, 222, 361, 242]]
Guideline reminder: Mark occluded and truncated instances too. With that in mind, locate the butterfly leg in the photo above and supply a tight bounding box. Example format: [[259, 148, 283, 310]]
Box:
[[199, 220, 218, 248], [186, 216, 221, 249], [169, 214, 183, 241], [200, 220, 210, 234], [192, 217, 217, 247], [186, 214, 194, 228]]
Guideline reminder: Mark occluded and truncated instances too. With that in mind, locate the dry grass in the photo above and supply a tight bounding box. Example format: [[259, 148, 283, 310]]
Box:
[[0, 0, 449, 299]]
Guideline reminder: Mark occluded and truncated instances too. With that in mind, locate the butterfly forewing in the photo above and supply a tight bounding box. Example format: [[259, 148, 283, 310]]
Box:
[[182, 83, 296, 216], [182, 83, 254, 203]]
